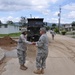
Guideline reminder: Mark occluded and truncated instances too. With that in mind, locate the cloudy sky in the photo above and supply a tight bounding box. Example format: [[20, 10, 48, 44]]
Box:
[[0, 0, 75, 23]]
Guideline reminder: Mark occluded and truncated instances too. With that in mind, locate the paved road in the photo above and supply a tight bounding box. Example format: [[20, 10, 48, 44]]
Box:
[[0, 48, 5, 62], [1, 32, 75, 75]]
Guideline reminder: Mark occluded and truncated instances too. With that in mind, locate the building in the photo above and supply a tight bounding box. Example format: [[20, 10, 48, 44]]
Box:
[[62, 24, 72, 31], [0, 23, 20, 34]]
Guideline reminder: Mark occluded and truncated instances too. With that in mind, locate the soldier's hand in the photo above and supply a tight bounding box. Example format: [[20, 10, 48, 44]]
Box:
[[32, 42, 36, 45]]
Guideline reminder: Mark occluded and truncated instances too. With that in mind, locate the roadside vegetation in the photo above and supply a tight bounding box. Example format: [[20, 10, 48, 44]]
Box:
[[0, 32, 21, 37]]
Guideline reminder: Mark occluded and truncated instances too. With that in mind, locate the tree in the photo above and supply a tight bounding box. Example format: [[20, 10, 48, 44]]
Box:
[[7, 21, 13, 25], [52, 23, 57, 29], [19, 16, 27, 27], [54, 27, 59, 33], [46, 26, 50, 31], [72, 21, 75, 26], [0, 20, 2, 25], [72, 21, 75, 30]]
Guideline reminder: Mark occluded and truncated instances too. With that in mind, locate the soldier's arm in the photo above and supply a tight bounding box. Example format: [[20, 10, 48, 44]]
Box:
[[20, 35, 32, 44], [36, 36, 45, 47]]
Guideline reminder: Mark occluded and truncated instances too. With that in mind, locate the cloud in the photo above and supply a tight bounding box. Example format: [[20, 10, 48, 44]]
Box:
[[59, 3, 75, 23], [67, 11, 75, 19], [62, 3, 75, 11], [0, 0, 58, 11], [0, 0, 58, 16], [51, 18, 58, 23], [0, 16, 20, 23], [61, 11, 75, 19], [54, 11, 59, 16]]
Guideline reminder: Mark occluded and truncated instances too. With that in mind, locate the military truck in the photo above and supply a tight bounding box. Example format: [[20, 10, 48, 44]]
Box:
[[27, 18, 44, 42]]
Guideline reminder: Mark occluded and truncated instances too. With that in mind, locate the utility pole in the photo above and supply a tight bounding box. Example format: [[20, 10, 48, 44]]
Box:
[[58, 5, 61, 32]]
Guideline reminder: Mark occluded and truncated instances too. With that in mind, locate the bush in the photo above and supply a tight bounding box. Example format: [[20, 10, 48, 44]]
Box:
[[61, 30, 66, 35], [54, 27, 59, 33], [46, 26, 50, 31], [72, 36, 75, 38]]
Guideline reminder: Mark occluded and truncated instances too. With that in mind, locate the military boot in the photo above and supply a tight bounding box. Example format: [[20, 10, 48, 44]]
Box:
[[20, 65, 27, 70], [23, 65, 28, 69], [41, 68, 44, 74], [34, 69, 41, 74]]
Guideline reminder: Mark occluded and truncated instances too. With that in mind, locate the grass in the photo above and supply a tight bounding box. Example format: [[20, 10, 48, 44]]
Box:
[[66, 31, 75, 35], [72, 36, 75, 38], [0, 32, 21, 37], [0, 34, 8, 37]]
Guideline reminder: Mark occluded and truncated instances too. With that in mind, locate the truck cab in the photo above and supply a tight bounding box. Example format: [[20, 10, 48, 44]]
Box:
[[27, 18, 44, 42]]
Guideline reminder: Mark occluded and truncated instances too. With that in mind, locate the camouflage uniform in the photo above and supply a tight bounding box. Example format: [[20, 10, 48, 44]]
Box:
[[50, 30, 55, 40], [36, 34, 49, 69], [17, 34, 31, 65], [17, 50, 26, 65]]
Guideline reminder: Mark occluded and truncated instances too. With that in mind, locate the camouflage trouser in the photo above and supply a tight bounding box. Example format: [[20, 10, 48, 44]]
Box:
[[17, 50, 26, 65], [36, 53, 48, 69], [52, 34, 54, 40]]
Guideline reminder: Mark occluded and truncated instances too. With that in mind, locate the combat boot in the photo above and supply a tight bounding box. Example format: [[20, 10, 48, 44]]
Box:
[[34, 69, 41, 74], [23, 65, 28, 69], [20, 65, 27, 70], [41, 68, 44, 74]]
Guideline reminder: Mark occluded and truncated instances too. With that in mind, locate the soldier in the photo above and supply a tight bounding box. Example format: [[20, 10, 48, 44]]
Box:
[[33, 27, 49, 74], [50, 29, 55, 40], [17, 28, 32, 70]]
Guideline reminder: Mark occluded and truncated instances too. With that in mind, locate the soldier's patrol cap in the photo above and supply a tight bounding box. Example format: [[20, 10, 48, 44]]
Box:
[[40, 27, 46, 32], [21, 28, 27, 33]]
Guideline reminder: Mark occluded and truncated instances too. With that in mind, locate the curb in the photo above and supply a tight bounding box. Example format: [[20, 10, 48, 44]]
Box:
[[0, 48, 5, 64]]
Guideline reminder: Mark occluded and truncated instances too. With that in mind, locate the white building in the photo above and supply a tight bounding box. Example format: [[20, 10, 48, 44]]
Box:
[[0, 24, 20, 34], [62, 24, 72, 31]]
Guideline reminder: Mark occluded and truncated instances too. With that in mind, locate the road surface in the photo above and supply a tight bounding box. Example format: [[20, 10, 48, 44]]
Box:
[[1, 32, 75, 75]]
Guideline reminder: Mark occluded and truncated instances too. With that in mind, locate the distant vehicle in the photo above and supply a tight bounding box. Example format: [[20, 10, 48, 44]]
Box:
[[27, 18, 44, 42]]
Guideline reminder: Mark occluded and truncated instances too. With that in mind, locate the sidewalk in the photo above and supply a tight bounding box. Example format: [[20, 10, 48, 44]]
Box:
[[0, 48, 5, 63]]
